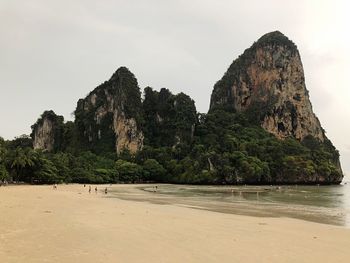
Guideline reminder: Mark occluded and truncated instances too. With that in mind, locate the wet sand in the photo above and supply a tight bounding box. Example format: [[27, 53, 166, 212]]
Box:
[[1, 184, 350, 263]]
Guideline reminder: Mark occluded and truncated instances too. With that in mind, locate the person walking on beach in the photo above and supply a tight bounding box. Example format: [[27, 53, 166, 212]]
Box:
[[104, 187, 108, 194], [95, 186, 98, 194], [89, 185, 91, 194]]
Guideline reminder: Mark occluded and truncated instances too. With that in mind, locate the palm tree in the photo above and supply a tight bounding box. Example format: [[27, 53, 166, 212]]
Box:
[[10, 147, 37, 182]]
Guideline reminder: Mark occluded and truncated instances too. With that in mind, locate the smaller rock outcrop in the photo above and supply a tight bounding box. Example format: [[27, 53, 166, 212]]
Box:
[[31, 110, 64, 152], [75, 67, 144, 154]]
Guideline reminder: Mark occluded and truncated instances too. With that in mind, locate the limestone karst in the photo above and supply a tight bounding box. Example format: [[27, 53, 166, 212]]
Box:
[[30, 31, 343, 184]]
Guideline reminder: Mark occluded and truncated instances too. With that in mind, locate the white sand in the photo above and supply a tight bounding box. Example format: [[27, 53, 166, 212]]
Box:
[[1, 184, 350, 263]]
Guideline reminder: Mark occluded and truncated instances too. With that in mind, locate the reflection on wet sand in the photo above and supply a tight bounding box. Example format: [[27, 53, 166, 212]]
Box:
[[109, 183, 350, 227]]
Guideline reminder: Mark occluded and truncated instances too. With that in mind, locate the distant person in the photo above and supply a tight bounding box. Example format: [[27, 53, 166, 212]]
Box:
[[95, 187, 98, 194], [84, 184, 86, 187], [89, 185, 91, 194], [104, 187, 108, 194]]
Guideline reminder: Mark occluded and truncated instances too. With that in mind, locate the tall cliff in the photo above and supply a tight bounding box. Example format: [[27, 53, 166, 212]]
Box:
[[209, 31, 342, 182], [31, 110, 64, 152], [210, 31, 324, 142], [74, 67, 144, 154]]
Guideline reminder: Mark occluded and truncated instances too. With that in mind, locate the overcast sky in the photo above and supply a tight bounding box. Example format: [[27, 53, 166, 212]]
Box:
[[0, 0, 349, 176]]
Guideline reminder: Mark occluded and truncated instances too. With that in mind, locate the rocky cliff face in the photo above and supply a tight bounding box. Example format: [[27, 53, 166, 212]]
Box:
[[31, 110, 64, 152], [75, 67, 144, 154], [209, 31, 343, 182], [210, 31, 324, 142]]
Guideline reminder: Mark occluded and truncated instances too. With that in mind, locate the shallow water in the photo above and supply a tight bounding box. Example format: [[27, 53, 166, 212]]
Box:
[[109, 180, 350, 227]]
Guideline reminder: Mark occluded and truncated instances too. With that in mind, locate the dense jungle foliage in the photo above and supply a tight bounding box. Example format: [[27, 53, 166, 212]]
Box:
[[0, 106, 341, 185]]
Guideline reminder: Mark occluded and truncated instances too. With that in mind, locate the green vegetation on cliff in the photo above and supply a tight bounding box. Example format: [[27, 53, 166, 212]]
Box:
[[2, 108, 339, 185], [143, 87, 197, 147], [1, 111, 341, 185]]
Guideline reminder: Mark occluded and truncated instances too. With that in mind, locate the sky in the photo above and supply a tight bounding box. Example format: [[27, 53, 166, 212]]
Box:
[[0, 0, 349, 176]]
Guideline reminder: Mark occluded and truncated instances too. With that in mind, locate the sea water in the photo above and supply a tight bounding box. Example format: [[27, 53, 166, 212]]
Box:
[[110, 178, 350, 227]]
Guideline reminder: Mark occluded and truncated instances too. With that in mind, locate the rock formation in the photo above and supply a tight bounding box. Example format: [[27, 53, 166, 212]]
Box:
[[28, 32, 343, 184], [31, 110, 64, 152], [31, 68, 197, 155], [74, 67, 144, 154], [209, 31, 343, 182], [210, 31, 324, 142]]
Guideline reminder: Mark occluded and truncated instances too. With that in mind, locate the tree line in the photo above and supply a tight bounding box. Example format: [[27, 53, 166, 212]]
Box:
[[0, 106, 342, 185]]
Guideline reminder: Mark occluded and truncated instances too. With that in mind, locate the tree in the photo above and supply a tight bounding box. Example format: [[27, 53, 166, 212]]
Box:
[[143, 159, 166, 182], [115, 159, 142, 183], [33, 157, 59, 184], [0, 165, 9, 181], [0, 137, 9, 182], [50, 152, 72, 182], [9, 147, 37, 182], [7, 134, 32, 149]]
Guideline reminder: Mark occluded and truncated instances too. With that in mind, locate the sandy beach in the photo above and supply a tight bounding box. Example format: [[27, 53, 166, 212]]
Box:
[[1, 184, 350, 263]]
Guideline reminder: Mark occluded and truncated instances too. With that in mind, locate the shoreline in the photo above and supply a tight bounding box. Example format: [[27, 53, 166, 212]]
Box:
[[1, 184, 350, 262]]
